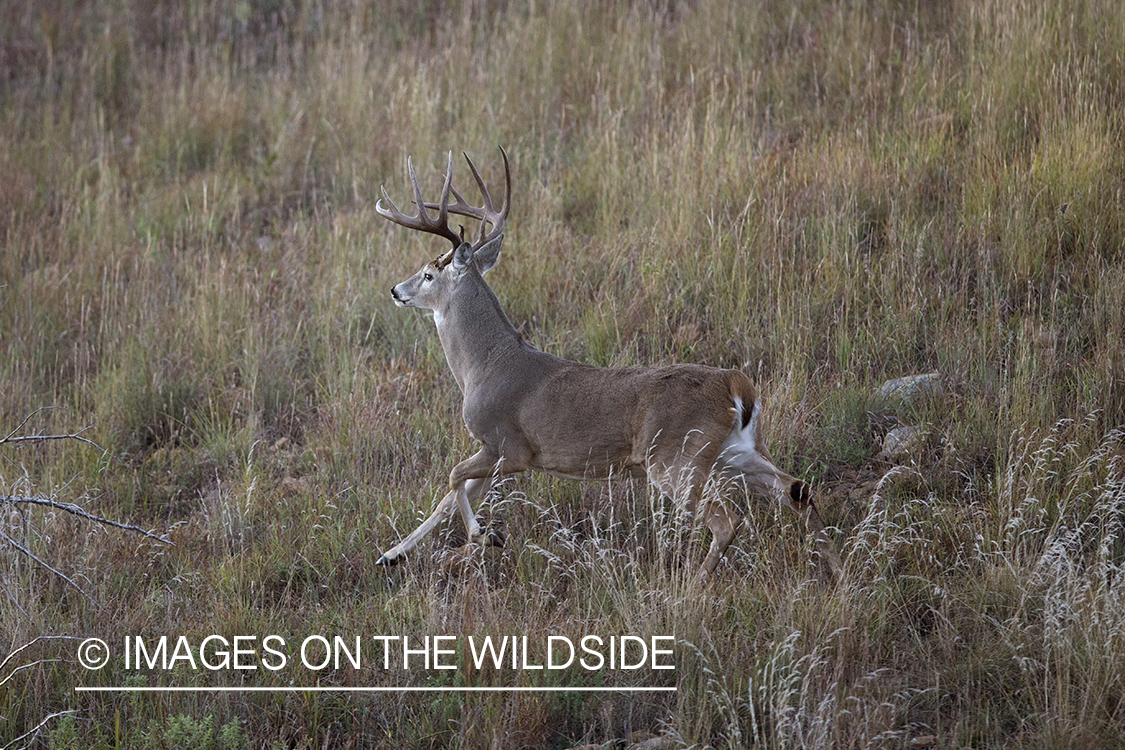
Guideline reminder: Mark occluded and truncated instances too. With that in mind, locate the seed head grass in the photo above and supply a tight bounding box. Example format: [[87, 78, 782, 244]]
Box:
[[2, 0, 1124, 747]]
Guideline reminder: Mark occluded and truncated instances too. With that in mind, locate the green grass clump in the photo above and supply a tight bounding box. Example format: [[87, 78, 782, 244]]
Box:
[[2, 0, 1125, 747]]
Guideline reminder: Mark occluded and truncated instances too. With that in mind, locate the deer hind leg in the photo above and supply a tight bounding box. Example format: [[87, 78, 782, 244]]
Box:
[[649, 464, 740, 583], [716, 423, 842, 578], [645, 431, 734, 582], [699, 497, 742, 580]]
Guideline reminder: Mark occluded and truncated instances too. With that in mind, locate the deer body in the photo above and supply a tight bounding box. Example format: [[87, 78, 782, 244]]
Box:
[[377, 149, 837, 581]]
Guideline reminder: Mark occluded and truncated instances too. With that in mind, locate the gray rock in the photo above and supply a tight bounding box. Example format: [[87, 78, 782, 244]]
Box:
[[628, 738, 677, 750], [877, 425, 926, 460], [876, 372, 942, 405]]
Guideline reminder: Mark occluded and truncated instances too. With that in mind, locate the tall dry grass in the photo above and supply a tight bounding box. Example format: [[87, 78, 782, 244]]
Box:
[[2, 0, 1124, 747]]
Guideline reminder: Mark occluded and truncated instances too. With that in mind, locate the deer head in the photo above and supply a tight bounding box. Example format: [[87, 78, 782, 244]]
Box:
[[379, 148, 510, 315]]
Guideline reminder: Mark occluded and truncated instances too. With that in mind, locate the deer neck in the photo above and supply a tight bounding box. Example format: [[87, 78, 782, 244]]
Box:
[[435, 273, 524, 393]]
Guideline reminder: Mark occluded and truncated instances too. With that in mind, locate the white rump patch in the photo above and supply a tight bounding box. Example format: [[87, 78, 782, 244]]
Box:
[[719, 396, 760, 465]]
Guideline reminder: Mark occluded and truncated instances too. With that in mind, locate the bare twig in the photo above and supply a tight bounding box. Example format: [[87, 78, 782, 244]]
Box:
[[0, 528, 104, 612], [1, 411, 173, 613], [0, 406, 117, 461], [1, 639, 84, 748], [0, 658, 65, 689], [3, 495, 172, 545], [0, 636, 79, 676], [1, 406, 62, 443], [1, 709, 79, 750], [0, 431, 107, 454]]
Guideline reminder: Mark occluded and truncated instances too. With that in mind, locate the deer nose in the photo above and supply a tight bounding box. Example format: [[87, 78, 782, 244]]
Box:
[[390, 286, 401, 301]]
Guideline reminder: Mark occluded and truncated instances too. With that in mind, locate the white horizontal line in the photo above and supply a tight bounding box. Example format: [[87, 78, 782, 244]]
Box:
[[77, 686, 675, 693]]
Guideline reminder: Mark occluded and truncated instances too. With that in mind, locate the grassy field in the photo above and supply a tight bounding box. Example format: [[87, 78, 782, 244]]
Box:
[[2, 0, 1124, 747]]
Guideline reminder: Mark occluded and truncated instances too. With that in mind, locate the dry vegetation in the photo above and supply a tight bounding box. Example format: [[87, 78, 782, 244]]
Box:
[[2, 0, 1124, 747]]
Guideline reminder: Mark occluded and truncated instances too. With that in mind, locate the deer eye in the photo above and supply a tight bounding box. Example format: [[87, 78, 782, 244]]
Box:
[[423, 273, 434, 282]]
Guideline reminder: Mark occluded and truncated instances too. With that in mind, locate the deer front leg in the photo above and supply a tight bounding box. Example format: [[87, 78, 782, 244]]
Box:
[[717, 447, 843, 581], [450, 448, 521, 548], [376, 476, 490, 566], [798, 492, 844, 581]]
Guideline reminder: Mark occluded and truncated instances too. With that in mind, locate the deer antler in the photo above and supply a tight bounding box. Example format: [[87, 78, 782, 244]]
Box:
[[424, 147, 510, 251], [376, 152, 463, 250], [378, 148, 510, 269]]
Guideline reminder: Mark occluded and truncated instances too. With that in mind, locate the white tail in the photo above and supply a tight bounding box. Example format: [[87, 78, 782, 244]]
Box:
[[377, 148, 839, 582]]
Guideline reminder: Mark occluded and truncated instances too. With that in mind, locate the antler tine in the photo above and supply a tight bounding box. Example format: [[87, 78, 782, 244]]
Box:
[[438, 151, 455, 229], [415, 152, 456, 227], [375, 154, 462, 250], [462, 151, 494, 213], [423, 146, 511, 250], [494, 145, 511, 234], [407, 156, 428, 218]]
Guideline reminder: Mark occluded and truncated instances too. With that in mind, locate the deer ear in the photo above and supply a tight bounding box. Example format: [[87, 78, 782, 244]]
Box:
[[452, 242, 475, 271], [474, 234, 503, 275]]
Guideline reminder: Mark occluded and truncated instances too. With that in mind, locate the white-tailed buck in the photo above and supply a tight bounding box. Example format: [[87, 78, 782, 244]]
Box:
[[376, 147, 838, 581]]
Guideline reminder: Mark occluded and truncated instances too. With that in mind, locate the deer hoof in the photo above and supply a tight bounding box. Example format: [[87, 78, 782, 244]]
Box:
[[485, 529, 506, 547], [376, 553, 401, 567]]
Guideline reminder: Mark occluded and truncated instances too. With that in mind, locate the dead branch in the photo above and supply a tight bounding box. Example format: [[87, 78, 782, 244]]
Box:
[[0, 406, 115, 460], [0, 528, 103, 611], [1, 710, 80, 750], [1, 410, 174, 614], [0, 636, 79, 677], [0, 637, 84, 748], [3, 494, 171, 545]]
